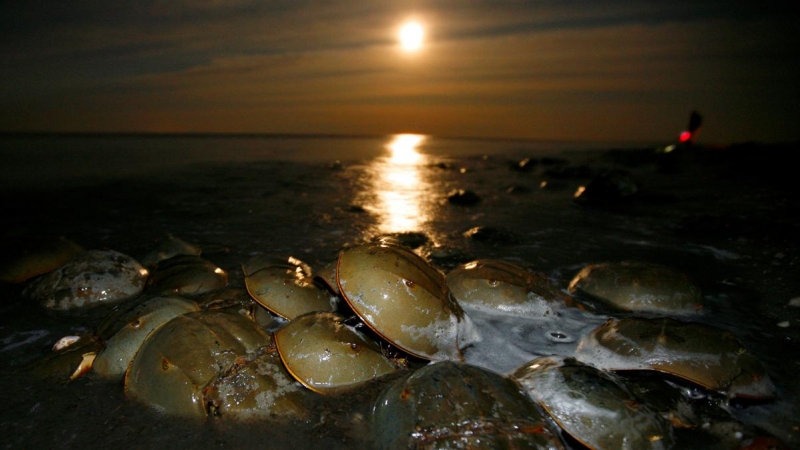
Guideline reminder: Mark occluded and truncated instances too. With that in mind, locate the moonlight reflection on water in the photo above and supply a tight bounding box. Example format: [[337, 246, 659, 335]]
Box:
[[364, 134, 434, 234]]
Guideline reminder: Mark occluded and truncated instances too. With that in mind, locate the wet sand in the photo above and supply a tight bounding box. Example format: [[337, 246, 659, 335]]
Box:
[[1, 139, 799, 449]]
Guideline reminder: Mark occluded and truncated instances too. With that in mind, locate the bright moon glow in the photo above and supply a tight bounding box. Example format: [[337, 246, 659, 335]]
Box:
[[399, 22, 424, 52], [387, 134, 424, 164]]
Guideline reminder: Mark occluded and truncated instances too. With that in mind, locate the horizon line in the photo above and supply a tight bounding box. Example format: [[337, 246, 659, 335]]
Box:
[[0, 130, 666, 146]]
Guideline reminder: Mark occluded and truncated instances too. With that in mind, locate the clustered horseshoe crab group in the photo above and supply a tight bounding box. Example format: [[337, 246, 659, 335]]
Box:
[[3, 233, 789, 449]]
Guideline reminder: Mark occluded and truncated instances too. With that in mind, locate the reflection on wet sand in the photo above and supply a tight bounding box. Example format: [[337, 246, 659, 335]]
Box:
[[364, 134, 432, 234]]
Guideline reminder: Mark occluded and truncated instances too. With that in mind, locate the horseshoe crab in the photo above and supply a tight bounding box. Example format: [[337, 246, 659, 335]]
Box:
[[138, 234, 201, 268], [336, 241, 477, 361], [197, 287, 282, 330], [23, 249, 148, 312], [243, 255, 335, 320], [313, 258, 340, 296], [446, 259, 575, 316], [0, 235, 84, 284], [624, 375, 788, 448], [125, 310, 311, 420], [92, 295, 200, 379], [274, 311, 398, 394], [145, 254, 228, 297], [568, 261, 703, 315], [512, 356, 675, 450], [371, 361, 565, 449], [575, 317, 775, 400]]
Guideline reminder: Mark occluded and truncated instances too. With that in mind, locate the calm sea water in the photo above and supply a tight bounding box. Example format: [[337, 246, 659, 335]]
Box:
[[0, 133, 648, 189], [1, 134, 798, 449]]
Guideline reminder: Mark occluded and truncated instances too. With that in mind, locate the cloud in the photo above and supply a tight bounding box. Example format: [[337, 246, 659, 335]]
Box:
[[1, 1, 798, 140]]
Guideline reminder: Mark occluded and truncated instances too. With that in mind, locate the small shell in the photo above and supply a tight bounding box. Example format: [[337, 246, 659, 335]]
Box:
[[70, 352, 97, 381], [274, 311, 398, 394], [52, 335, 82, 351], [29, 332, 102, 382]]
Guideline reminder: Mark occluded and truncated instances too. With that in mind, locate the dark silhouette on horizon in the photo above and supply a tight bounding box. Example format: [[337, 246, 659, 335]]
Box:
[[679, 110, 703, 146]]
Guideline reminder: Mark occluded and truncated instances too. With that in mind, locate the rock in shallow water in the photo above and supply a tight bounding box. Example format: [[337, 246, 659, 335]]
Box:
[[446, 189, 481, 206]]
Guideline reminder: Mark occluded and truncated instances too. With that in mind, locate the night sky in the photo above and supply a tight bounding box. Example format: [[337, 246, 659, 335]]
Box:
[[1, 1, 797, 143]]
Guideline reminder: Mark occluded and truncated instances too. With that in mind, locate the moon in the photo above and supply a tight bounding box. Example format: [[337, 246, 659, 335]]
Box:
[[399, 21, 424, 52]]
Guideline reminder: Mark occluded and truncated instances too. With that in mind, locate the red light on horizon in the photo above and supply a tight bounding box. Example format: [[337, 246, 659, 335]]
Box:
[[679, 131, 692, 142]]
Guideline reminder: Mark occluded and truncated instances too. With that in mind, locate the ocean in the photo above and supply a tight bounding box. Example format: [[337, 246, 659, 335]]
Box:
[[0, 133, 623, 189], [1, 133, 798, 448]]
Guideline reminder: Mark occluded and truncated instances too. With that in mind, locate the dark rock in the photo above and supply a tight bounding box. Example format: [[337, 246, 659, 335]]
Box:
[[347, 204, 367, 213], [573, 169, 639, 206], [376, 232, 430, 249], [505, 185, 531, 195], [447, 189, 481, 206], [509, 158, 538, 172], [462, 226, 522, 245]]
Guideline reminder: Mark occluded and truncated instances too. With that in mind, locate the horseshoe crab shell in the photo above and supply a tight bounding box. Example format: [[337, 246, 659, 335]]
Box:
[[575, 317, 775, 399], [197, 287, 282, 330], [371, 361, 565, 449], [274, 311, 398, 394], [23, 249, 148, 312], [446, 259, 575, 316], [336, 241, 476, 361], [243, 255, 335, 320], [138, 234, 201, 268], [313, 258, 340, 295], [0, 235, 84, 284], [568, 261, 702, 315], [512, 356, 675, 450], [203, 351, 313, 421], [144, 254, 228, 297], [125, 310, 310, 419], [93, 295, 200, 379]]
